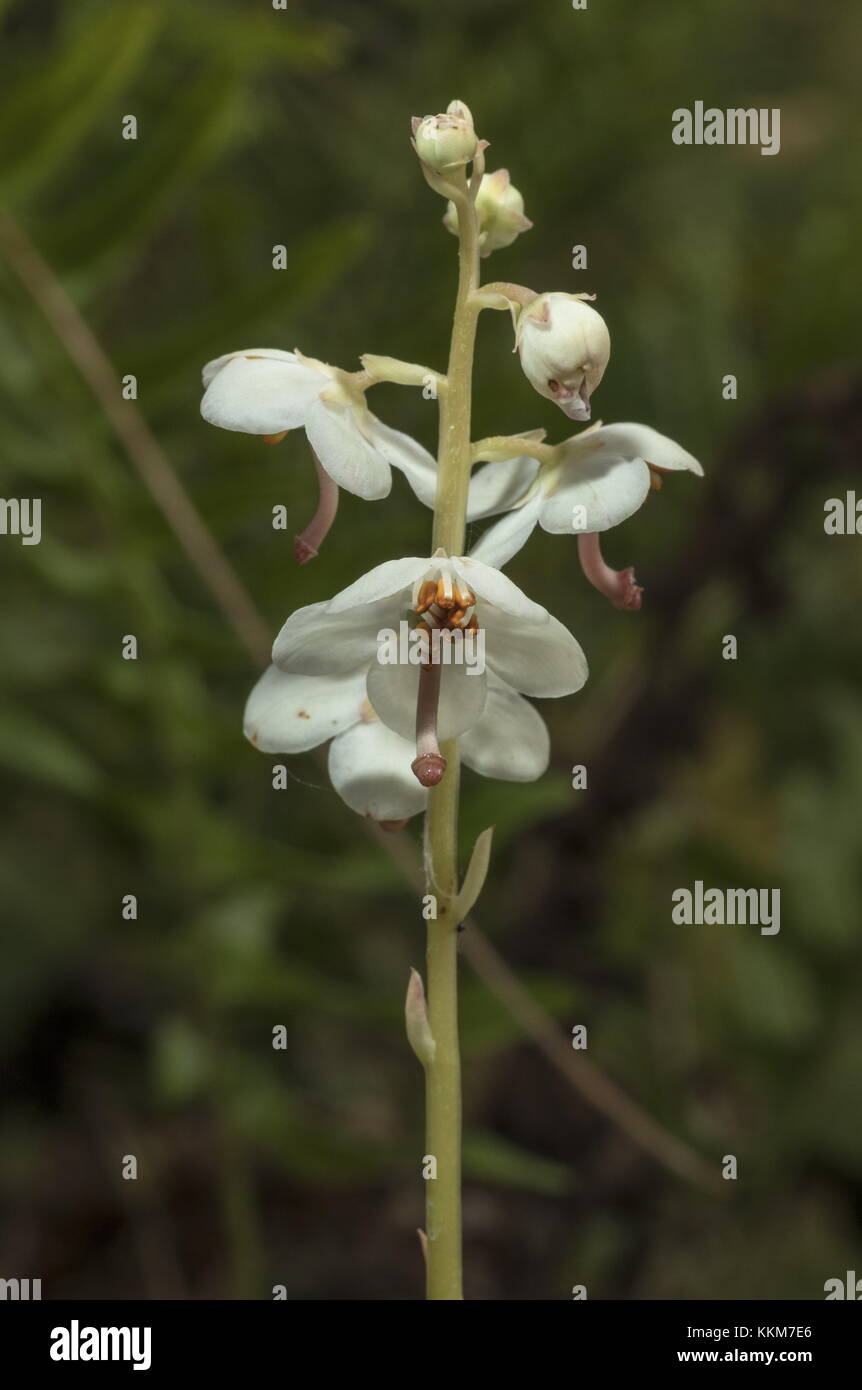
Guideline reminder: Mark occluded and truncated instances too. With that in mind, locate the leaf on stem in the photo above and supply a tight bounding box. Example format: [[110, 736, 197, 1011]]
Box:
[[450, 825, 494, 927]]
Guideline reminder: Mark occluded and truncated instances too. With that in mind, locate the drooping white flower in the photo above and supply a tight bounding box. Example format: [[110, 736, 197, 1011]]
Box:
[[443, 169, 532, 257], [516, 293, 611, 421], [244, 665, 552, 823], [257, 549, 586, 797], [470, 423, 703, 606], [200, 347, 438, 508]]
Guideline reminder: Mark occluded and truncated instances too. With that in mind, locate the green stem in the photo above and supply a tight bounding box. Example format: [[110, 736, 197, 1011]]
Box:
[[423, 177, 480, 1302], [432, 182, 480, 557], [424, 742, 462, 1300]]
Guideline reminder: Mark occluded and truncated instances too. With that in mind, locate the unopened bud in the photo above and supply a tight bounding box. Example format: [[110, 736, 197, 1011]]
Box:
[[412, 99, 478, 173], [444, 169, 532, 256], [516, 292, 610, 421], [405, 968, 436, 1065]]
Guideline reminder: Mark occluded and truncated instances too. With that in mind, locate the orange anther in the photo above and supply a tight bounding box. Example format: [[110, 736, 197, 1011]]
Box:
[[415, 580, 438, 613], [436, 575, 454, 606], [453, 584, 475, 609]]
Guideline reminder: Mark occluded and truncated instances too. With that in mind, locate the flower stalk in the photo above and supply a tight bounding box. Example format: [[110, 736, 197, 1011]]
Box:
[[423, 167, 481, 1301], [471, 433, 555, 466]]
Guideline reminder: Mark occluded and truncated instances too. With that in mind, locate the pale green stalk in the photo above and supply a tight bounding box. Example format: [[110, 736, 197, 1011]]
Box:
[[422, 176, 480, 1301]]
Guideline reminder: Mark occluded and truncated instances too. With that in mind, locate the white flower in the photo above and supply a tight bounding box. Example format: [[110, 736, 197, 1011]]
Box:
[[201, 347, 437, 505], [244, 666, 553, 823], [247, 549, 587, 808], [470, 423, 703, 606], [516, 293, 611, 421], [412, 100, 479, 173], [443, 169, 532, 256]]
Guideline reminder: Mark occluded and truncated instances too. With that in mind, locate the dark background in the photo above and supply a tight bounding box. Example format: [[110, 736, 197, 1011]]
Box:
[[1, 0, 861, 1300]]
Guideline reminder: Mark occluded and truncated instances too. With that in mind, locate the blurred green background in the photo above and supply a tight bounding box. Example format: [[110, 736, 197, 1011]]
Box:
[[1, 0, 861, 1300]]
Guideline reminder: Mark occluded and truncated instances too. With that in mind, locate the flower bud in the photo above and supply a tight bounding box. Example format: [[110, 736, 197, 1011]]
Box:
[[516, 293, 610, 421], [405, 968, 436, 1066], [443, 168, 532, 257], [411, 99, 478, 173]]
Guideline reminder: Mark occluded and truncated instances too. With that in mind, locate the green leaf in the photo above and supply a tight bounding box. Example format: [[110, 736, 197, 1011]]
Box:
[[169, 7, 346, 72], [41, 67, 246, 274], [463, 1129, 576, 1196], [27, 539, 115, 596], [451, 825, 493, 926], [114, 217, 373, 393], [460, 970, 580, 1055], [728, 940, 820, 1048], [152, 1017, 211, 1104], [0, 709, 102, 796], [461, 770, 572, 848], [0, 3, 162, 202]]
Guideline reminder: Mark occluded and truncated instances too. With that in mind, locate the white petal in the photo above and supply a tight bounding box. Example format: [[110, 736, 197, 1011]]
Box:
[[482, 607, 589, 697], [461, 683, 550, 781], [200, 353, 324, 433], [452, 556, 548, 622], [326, 557, 432, 614], [243, 665, 366, 753], [466, 455, 539, 521], [328, 719, 427, 821], [540, 452, 651, 534], [202, 347, 303, 389], [366, 660, 487, 741], [272, 599, 388, 676], [469, 491, 543, 568], [304, 397, 392, 501], [367, 416, 439, 509], [591, 423, 703, 475], [557, 392, 592, 422]]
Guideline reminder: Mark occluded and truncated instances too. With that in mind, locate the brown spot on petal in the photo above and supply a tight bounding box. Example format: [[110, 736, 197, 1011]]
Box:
[[296, 710, 311, 719], [263, 431, 288, 445]]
